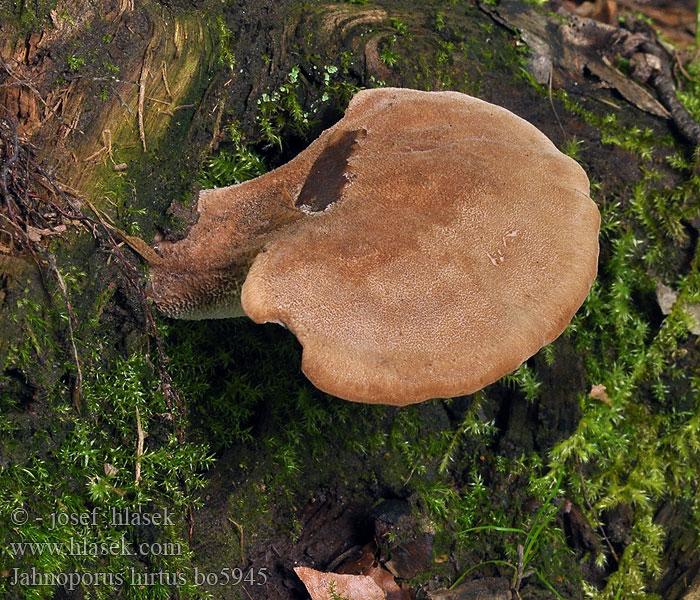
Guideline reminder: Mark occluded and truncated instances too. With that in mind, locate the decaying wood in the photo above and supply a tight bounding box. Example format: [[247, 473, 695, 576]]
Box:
[[479, 0, 700, 144]]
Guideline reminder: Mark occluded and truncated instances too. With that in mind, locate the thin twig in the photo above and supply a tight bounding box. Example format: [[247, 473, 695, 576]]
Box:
[[187, 505, 195, 539], [83, 146, 107, 163], [227, 517, 245, 563], [47, 254, 83, 412], [514, 543, 525, 595], [135, 406, 146, 485], [548, 67, 566, 138], [146, 95, 171, 106], [103, 129, 115, 164], [109, 82, 134, 115], [575, 455, 619, 563], [137, 31, 156, 152], [674, 53, 693, 85], [138, 67, 147, 152], [161, 61, 172, 99]]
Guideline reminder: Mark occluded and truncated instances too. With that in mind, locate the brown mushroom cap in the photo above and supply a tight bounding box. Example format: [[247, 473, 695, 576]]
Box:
[[150, 88, 600, 406]]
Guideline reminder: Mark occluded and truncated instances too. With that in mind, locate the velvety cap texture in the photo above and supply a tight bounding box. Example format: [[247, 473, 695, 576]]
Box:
[[240, 88, 600, 405], [149, 88, 599, 405]]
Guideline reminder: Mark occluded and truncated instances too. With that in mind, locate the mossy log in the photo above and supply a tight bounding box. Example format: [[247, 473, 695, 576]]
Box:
[[1, 1, 699, 599]]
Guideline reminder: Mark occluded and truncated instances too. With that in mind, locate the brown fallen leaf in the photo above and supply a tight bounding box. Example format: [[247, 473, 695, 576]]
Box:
[[589, 384, 612, 404], [335, 542, 413, 600], [26, 225, 44, 243], [366, 564, 410, 600], [295, 566, 386, 600], [103, 463, 119, 477]]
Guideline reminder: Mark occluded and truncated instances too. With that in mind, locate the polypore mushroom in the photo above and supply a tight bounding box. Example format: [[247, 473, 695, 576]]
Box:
[[148, 88, 600, 406]]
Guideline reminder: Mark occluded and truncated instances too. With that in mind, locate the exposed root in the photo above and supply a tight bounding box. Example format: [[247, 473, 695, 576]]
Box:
[[138, 64, 148, 152], [161, 61, 173, 99], [138, 25, 157, 153]]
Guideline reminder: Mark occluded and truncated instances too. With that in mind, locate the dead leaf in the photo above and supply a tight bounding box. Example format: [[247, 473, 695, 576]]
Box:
[[589, 384, 612, 404], [104, 463, 119, 476], [25, 224, 68, 243], [655, 281, 700, 335], [295, 566, 386, 600], [26, 225, 43, 243], [365, 564, 410, 600], [592, 55, 670, 118], [335, 543, 412, 600]]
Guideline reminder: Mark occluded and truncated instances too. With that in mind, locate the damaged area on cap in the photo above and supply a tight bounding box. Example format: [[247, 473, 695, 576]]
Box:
[[241, 87, 599, 405], [295, 128, 367, 213]]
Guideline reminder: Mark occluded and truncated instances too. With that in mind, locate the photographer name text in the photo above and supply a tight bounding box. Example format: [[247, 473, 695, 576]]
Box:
[[43, 507, 174, 530]]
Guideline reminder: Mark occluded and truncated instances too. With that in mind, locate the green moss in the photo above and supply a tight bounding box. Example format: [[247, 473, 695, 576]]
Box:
[[256, 66, 312, 149], [199, 125, 267, 188], [0, 0, 56, 35], [0, 352, 214, 599], [216, 15, 236, 71]]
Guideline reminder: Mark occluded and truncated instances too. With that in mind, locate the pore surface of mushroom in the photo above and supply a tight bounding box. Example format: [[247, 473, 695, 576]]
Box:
[[148, 88, 600, 405]]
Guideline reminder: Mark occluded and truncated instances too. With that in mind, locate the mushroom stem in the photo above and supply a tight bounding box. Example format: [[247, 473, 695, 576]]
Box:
[[147, 183, 304, 320]]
